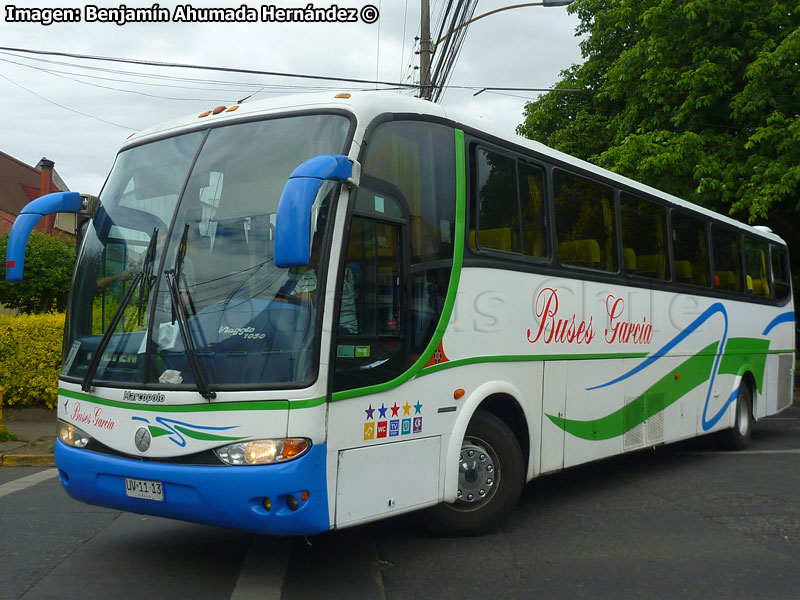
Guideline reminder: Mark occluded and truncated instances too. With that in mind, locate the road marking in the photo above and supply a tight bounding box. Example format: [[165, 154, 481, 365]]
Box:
[[230, 536, 291, 600], [0, 468, 59, 498]]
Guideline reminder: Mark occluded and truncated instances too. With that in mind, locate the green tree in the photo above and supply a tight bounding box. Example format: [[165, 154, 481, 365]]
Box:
[[518, 0, 800, 263], [0, 231, 75, 313]]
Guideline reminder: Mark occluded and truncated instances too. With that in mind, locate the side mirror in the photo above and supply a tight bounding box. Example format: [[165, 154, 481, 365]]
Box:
[[274, 154, 359, 268], [5, 191, 85, 281]]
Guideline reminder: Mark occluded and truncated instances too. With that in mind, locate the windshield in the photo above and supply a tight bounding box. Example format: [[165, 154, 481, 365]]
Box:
[[62, 113, 351, 390]]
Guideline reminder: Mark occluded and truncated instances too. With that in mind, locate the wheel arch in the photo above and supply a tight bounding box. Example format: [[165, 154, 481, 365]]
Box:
[[442, 381, 530, 503]]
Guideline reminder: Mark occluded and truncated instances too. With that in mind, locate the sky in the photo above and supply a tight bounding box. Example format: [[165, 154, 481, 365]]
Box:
[[0, 1, 583, 194]]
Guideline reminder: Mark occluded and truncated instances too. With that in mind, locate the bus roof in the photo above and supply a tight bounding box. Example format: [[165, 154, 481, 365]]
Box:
[[122, 91, 784, 244]]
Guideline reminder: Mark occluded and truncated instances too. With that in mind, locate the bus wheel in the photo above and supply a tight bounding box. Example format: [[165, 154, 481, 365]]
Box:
[[717, 381, 753, 451], [425, 410, 525, 536]]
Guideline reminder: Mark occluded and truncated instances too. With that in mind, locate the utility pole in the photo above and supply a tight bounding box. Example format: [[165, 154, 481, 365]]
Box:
[[419, 0, 433, 100]]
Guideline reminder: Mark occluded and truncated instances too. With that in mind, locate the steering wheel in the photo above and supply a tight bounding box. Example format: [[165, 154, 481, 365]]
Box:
[[273, 290, 303, 305]]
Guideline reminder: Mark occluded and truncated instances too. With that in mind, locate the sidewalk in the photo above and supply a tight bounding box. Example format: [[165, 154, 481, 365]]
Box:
[[0, 408, 56, 467]]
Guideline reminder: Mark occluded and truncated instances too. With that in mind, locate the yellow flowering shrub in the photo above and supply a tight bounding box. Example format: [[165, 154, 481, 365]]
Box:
[[0, 313, 64, 409]]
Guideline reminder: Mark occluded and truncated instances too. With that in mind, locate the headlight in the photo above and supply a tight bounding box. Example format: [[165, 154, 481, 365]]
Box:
[[58, 420, 92, 448], [215, 438, 310, 465]]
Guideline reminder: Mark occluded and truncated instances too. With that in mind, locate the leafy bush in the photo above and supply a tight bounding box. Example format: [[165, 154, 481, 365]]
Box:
[[0, 313, 64, 409], [0, 232, 75, 313]]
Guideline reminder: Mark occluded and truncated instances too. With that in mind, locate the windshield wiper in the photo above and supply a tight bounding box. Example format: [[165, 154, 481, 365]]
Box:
[[81, 231, 160, 392], [164, 224, 216, 400], [136, 227, 158, 326], [81, 270, 145, 392]]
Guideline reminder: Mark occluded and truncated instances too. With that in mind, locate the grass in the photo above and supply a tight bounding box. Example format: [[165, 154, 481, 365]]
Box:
[[0, 428, 19, 442]]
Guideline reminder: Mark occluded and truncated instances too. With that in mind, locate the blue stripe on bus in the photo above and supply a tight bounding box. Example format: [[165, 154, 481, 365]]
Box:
[[762, 311, 795, 336], [55, 440, 330, 536]]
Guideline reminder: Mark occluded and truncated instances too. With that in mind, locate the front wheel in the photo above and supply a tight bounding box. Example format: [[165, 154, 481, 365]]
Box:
[[717, 381, 753, 450], [424, 410, 525, 536]]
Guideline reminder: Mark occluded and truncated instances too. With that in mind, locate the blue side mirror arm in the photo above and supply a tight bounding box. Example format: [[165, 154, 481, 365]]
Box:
[[274, 154, 359, 268], [5, 191, 85, 281]]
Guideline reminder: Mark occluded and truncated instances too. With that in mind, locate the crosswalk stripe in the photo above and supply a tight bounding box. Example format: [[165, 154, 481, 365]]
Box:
[[230, 536, 292, 600], [0, 468, 59, 498]]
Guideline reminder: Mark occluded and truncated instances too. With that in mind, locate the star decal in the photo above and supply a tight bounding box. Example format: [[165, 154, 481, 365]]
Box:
[[365, 404, 375, 420], [378, 403, 388, 419], [414, 401, 423, 414], [402, 401, 412, 416], [391, 402, 400, 417]]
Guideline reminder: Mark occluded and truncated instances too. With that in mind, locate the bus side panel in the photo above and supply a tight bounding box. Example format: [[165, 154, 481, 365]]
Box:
[[540, 361, 566, 474], [563, 360, 623, 468]]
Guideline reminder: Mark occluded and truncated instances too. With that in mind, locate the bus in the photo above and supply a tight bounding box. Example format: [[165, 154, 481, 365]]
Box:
[[6, 92, 795, 536]]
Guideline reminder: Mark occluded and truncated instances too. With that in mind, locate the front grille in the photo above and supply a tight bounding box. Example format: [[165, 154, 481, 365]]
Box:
[[84, 438, 225, 465]]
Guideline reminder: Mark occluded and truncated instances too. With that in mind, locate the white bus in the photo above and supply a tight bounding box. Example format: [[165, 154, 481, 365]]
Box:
[[7, 92, 795, 536]]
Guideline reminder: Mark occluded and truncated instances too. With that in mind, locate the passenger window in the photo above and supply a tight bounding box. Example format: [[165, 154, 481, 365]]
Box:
[[671, 211, 710, 287], [771, 245, 791, 302], [712, 226, 743, 292], [743, 237, 770, 297], [470, 147, 548, 259], [519, 162, 547, 259], [475, 148, 520, 253], [553, 169, 617, 271], [619, 192, 669, 280]]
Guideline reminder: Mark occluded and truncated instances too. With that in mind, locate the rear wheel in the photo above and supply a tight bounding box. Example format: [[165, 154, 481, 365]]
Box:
[[425, 410, 525, 536], [717, 381, 753, 450]]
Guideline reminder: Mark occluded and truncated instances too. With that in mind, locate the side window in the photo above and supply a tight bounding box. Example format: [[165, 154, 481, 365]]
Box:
[[470, 147, 547, 259], [743, 237, 770, 297], [474, 148, 520, 253], [671, 211, 710, 287], [553, 169, 617, 271], [712, 226, 743, 292], [771, 245, 791, 302], [619, 192, 670, 280]]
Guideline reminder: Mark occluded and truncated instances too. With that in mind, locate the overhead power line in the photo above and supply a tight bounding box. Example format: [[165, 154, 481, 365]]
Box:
[[0, 46, 418, 90]]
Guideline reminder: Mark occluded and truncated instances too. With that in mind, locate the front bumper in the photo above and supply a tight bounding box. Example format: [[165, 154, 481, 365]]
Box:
[[55, 440, 330, 536]]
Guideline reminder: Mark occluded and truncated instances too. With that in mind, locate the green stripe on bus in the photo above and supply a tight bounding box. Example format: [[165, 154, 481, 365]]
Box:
[[417, 352, 651, 376], [58, 388, 324, 412], [172, 425, 246, 442], [546, 342, 719, 441], [718, 337, 770, 393], [331, 127, 468, 402]]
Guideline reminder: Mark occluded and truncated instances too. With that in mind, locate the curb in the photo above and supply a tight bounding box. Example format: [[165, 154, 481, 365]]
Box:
[[1, 454, 55, 467]]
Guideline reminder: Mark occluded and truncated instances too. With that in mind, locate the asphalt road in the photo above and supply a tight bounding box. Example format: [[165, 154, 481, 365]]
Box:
[[2, 406, 799, 600]]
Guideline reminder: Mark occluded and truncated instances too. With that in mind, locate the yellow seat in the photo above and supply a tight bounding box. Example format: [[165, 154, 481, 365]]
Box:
[[623, 248, 636, 273], [675, 260, 692, 281], [470, 228, 512, 252], [715, 271, 737, 290], [559, 239, 600, 267]]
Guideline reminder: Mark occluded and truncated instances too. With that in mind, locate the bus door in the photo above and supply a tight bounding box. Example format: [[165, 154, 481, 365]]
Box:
[[332, 176, 410, 393]]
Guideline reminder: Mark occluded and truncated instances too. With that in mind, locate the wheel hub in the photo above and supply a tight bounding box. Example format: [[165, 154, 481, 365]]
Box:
[[457, 440, 497, 506]]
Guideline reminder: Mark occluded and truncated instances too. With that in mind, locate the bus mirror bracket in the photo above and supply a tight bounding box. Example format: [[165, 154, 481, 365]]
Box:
[[274, 154, 359, 268], [5, 191, 90, 282]]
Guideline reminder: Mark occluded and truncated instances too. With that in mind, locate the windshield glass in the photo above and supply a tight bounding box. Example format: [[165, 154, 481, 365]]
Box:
[[63, 113, 351, 389]]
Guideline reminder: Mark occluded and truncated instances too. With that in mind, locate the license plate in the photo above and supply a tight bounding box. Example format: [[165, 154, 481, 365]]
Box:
[[125, 478, 164, 502]]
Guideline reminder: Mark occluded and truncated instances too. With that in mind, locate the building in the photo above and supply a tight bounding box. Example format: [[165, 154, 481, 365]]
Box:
[[0, 151, 74, 241]]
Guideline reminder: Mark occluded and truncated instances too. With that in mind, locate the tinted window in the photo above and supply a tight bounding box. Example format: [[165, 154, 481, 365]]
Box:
[[712, 226, 742, 292], [619, 192, 669, 280], [360, 121, 455, 264], [474, 148, 520, 253], [553, 169, 617, 271], [771, 245, 791, 301], [671, 211, 710, 287], [743, 237, 770, 297], [471, 147, 547, 259]]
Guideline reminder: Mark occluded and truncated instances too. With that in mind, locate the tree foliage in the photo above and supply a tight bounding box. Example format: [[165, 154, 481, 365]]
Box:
[[518, 0, 800, 259], [0, 232, 75, 313]]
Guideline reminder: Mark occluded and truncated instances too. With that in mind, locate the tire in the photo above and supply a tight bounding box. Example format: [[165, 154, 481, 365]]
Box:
[[424, 409, 525, 536], [717, 381, 753, 450]]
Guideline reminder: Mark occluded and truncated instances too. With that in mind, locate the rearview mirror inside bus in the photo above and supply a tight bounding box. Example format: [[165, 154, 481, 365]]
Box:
[[274, 154, 357, 267]]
